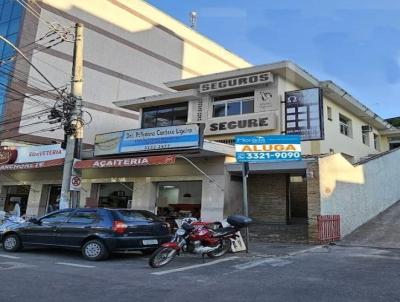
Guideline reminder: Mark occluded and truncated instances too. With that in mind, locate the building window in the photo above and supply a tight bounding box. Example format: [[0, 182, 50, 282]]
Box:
[[362, 131, 369, 146], [142, 103, 188, 128], [0, 0, 24, 122], [373, 133, 380, 151], [212, 91, 254, 118], [339, 114, 352, 137], [327, 106, 332, 121], [362, 127, 370, 146]]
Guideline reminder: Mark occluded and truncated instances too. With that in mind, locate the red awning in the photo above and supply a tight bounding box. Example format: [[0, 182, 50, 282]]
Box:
[[0, 158, 64, 171], [74, 155, 176, 169]]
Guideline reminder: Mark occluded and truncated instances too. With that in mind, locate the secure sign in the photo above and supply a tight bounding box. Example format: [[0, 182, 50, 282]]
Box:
[[235, 135, 302, 162]]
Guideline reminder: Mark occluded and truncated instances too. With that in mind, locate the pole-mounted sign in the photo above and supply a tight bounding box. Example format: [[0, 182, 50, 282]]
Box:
[[235, 135, 302, 163]]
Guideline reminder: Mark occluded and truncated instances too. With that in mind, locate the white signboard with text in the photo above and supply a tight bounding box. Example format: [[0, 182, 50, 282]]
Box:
[[94, 124, 201, 156], [200, 72, 273, 93], [14, 144, 65, 164], [204, 112, 276, 135]]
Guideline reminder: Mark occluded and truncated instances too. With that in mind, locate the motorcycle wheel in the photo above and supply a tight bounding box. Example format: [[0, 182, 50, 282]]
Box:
[[207, 238, 231, 258], [149, 247, 177, 268]]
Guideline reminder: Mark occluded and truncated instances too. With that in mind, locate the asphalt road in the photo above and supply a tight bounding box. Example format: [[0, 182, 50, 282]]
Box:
[[0, 244, 399, 302]]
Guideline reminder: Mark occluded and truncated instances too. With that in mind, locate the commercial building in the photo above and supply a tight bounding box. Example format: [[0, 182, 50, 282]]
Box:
[[1, 1, 399, 242], [1, 60, 400, 242], [0, 0, 249, 217], [0, 0, 250, 146], [75, 61, 400, 241]]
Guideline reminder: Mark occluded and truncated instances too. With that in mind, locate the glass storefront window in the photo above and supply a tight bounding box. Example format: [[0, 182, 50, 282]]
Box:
[[142, 103, 188, 128], [142, 109, 157, 128], [173, 105, 188, 125], [156, 107, 173, 127]]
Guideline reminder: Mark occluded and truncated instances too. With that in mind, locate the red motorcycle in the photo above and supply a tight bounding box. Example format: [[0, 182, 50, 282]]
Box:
[[149, 215, 252, 268]]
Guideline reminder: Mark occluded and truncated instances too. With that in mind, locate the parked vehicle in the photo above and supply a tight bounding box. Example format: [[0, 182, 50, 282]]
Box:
[[0, 212, 26, 233], [0, 208, 171, 261], [149, 215, 252, 268]]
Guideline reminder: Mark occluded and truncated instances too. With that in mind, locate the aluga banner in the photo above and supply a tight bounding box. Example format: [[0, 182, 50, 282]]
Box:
[[235, 135, 302, 162]]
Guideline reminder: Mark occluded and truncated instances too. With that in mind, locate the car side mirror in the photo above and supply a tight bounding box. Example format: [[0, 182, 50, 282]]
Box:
[[29, 218, 40, 224]]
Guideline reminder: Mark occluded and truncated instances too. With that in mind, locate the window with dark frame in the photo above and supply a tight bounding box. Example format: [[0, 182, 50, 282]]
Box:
[[212, 91, 254, 118], [327, 106, 333, 121], [373, 133, 380, 150], [339, 114, 352, 137], [142, 103, 188, 128], [362, 128, 370, 146]]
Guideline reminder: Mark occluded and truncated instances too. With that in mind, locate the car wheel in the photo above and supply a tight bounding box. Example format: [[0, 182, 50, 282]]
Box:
[[2, 233, 22, 252], [82, 239, 109, 261]]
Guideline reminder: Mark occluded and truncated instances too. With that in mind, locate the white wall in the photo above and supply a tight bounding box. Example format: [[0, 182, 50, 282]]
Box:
[[14, 0, 250, 145], [319, 149, 400, 236], [320, 97, 387, 161]]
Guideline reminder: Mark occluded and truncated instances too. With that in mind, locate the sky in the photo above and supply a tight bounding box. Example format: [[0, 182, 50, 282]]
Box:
[[147, 0, 400, 119]]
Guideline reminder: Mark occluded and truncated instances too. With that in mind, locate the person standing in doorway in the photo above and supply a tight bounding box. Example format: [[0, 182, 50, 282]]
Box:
[[10, 201, 21, 217]]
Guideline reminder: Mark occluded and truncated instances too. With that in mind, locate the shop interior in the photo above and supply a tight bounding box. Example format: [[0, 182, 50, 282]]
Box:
[[97, 182, 133, 208], [156, 181, 202, 222], [2, 185, 30, 216], [46, 185, 61, 213]]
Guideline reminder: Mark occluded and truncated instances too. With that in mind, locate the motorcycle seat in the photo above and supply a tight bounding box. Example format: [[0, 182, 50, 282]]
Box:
[[213, 226, 235, 237]]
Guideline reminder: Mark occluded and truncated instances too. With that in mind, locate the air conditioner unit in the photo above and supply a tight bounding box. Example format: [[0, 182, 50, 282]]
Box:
[[362, 125, 372, 132]]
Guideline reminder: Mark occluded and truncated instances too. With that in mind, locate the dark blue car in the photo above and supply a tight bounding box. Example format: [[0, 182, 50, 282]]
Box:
[[0, 208, 171, 261]]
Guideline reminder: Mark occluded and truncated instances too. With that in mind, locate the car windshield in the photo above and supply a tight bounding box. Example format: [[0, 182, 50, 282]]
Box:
[[114, 210, 160, 222]]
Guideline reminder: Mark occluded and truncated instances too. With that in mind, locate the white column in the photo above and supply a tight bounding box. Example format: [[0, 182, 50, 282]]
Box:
[[200, 175, 225, 222], [25, 183, 43, 217], [80, 182, 92, 207], [132, 178, 157, 213]]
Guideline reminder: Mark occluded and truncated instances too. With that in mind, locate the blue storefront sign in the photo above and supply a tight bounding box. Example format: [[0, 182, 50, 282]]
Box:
[[235, 135, 302, 162], [94, 124, 200, 156]]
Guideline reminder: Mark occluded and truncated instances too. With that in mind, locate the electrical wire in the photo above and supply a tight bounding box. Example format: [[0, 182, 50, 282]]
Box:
[[0, 61, 64, 90], [0, 67, 68, 102], [15, 0, 75, 43], [0, 98, 64, 127], [0, 107, 54, 127], [0, 118, 53, 134], [17, 31, 57, 51], [0, 86, 67, 108], [0, 35, 69, 102], [0, 125, 62, 141], [0, 81, 54, 108]]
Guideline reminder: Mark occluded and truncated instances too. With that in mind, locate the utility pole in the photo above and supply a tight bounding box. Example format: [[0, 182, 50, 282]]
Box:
[[59, 23, 84, 209], [242, 162, 250, 252]]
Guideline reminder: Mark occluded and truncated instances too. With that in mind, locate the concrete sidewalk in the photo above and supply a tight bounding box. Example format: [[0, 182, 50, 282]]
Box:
[[340, 201, 400, 249], [235, 241, 315, 258]]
